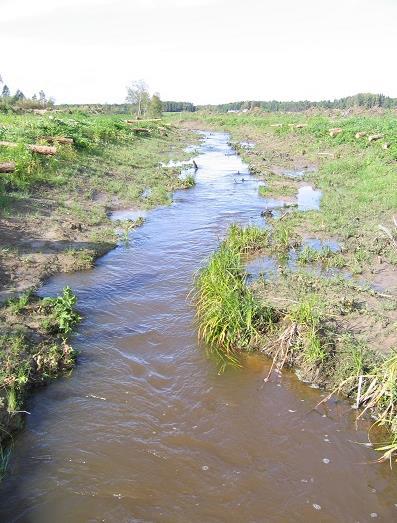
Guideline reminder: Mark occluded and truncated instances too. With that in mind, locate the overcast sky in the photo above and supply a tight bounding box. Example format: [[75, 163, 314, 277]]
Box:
[[1, 0, 396, 104]]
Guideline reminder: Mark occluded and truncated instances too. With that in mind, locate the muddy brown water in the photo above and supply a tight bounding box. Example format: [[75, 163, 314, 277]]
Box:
[[1, 132, 397, 522]]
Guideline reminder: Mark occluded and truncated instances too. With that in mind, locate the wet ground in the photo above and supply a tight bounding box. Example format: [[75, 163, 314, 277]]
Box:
[[1, 132, 397, 522]]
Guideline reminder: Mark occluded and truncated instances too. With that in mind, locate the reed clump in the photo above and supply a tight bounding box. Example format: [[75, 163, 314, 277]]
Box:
[[195, 224, 276, 369]]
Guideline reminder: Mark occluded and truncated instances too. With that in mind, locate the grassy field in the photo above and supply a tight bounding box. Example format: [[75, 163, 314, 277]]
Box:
[[0, 110, 198, 457], [185, 109, 397, 461]]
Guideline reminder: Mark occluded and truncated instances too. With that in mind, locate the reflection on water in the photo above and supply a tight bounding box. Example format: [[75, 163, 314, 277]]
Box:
[[298, 185, 322, 211], [1, 132, 397, 523]]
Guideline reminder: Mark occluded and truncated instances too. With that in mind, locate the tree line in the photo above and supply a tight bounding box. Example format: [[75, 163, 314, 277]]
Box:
[[162, 101, 195, 112], [199, 93, 397, 113], [0, 74, 54, 112]]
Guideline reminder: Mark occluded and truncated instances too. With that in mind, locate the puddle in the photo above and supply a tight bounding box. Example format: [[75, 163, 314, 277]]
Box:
[[303, 238, 341, 252], [110, 209, 147, 222], [240, 141, 255, 149], [297, 185, 322, 211], [246, 238, 343, 282], [246, 255, 279, 281], [141, 188, 152, 199]]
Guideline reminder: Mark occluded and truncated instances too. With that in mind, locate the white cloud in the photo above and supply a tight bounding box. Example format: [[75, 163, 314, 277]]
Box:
[[0, 0, 396, 104]]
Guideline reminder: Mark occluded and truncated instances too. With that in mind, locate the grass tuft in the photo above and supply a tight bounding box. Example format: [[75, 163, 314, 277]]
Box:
[[195, 225, 275, 370]]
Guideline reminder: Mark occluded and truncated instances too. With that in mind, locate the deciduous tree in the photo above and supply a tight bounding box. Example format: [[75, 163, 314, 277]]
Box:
[[126, 80, 150, 118], [148, 93, 162, 118]]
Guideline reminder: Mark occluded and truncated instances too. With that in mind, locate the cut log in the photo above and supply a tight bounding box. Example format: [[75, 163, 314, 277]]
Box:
[[382, 143, 390, 150], [270, 123, 283, 127], [0, 162, 16, 173], [0, 141, 18, 148], [131, 128, 150, 134], [43, 136, 74, 145], [355, 131, 366, 139], [368, 134, 383, 142], [295, 124, 308, 128], [329, 128, 343, 137], [28, 145, 57, 155]]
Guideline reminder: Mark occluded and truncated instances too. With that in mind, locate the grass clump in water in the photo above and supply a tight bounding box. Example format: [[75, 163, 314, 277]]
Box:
[[195, 224, 275, 370], [181, 173, 196, 188], [227, 223, 270, 254]]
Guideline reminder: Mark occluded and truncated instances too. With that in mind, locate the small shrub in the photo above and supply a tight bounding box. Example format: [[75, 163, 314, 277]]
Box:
[[41, 286, 80, 337]]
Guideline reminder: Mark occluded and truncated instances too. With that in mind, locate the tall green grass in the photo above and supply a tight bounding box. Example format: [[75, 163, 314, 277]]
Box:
[[195, 225, 275, 369]]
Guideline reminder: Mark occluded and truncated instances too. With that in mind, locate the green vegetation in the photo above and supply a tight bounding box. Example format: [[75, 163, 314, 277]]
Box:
[[41, 286, 81, 337], [182, 173, 196, 188], [115, 217, 145, 244], [195, 226, 335, 374], [297, 245, 346, 269], [0, 111, 195, 204], [148, 94, 163, 119], [194, 225, 275, 370], [0, 286, 80, 469]]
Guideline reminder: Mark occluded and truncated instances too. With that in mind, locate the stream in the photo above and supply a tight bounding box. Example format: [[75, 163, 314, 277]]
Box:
[[1, 132, 397, 522]]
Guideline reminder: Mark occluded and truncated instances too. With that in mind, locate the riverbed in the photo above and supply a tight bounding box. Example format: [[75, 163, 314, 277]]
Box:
[[1, 132, 396, 522]]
